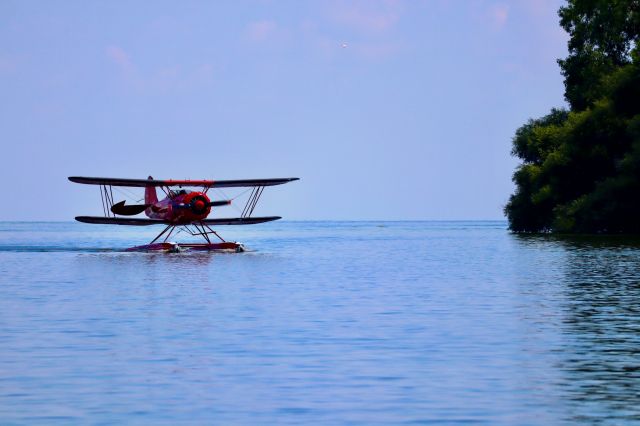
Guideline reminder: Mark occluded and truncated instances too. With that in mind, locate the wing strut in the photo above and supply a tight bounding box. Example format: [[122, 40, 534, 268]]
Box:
[[100, 185, 116, 217], [241, 186, 265, 218], [150, 225, 174, 244]]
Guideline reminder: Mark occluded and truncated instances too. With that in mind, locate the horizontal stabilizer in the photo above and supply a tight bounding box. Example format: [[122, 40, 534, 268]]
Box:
[[75, 216, 281, 226], [110, 200, 151, 216], [69, 176, 299, 188]]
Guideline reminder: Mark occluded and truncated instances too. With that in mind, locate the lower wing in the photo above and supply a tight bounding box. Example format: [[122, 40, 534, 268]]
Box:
[[75, 216, 281, 226]]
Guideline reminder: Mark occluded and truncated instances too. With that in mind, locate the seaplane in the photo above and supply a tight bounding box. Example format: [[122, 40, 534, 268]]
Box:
[[69, 175, 299, 252]]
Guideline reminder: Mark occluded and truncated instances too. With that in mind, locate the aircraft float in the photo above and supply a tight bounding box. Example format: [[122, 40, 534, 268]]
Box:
[[69, 176, 299, 252]]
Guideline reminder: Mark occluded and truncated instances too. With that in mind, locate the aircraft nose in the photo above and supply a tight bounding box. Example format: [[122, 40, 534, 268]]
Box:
[[194, 199, 205, 211]]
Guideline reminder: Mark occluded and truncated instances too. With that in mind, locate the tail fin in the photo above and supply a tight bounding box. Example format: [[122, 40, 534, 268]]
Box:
[[145, 176, 158, 204]]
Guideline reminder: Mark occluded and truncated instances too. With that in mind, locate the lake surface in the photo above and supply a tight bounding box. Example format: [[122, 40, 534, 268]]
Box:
[[1, 221, 639, 424]]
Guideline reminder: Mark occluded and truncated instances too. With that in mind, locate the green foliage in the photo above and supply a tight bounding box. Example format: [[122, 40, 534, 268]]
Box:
[[511, 108, 569, 164], [506, 58, 640, 233], [507, 0, 640, 233], [558, 0, 640, 110], [506, 0, 640, 233]]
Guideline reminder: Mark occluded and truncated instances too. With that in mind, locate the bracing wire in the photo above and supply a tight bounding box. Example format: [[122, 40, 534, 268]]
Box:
[[113, 186, 144, 203], [210, 187, 253, 216]]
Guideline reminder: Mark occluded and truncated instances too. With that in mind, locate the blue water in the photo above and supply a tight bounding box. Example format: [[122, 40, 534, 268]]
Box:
[[1, 221, 639, 424]]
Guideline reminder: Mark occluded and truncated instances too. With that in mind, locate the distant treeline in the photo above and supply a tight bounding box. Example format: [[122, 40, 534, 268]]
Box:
[[505, 0, 640, 233]]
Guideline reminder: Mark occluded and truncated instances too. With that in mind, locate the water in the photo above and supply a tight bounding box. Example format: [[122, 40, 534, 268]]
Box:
[[1, 221, 639, 424]]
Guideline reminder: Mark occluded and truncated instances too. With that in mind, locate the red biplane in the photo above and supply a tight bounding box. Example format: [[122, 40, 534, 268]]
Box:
[[69, 176, 299, 252]]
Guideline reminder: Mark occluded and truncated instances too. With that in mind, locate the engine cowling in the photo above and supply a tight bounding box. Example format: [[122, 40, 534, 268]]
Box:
[[178, 192, 212, 220], [188, 194, 210, 215]]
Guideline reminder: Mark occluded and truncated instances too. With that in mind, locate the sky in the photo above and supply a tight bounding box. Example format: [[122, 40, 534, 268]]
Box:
[[0, 0, 569, 220]]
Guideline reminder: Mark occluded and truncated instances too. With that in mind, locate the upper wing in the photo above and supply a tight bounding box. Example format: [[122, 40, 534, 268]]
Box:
[[205, 178, 299, 188], [75, 216, 281, 226], [69, 176, 299, 188]]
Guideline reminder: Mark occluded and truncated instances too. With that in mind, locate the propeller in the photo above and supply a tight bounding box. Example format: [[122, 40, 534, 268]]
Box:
[[111, 200, 151, 216], [208, 200, 232, 207], [176, 198, 232, 215]]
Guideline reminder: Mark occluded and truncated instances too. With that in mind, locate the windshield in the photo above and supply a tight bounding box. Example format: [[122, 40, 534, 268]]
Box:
[[169, 189, 191, 198]]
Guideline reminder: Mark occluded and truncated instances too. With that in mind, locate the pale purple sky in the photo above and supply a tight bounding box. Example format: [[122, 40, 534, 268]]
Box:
[[0, 0, 568, 220]]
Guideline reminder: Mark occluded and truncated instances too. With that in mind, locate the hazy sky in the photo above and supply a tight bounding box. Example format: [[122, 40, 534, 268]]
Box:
[[0, 0, 568, 220]]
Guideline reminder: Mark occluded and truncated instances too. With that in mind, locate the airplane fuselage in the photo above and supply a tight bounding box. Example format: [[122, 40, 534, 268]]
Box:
[[146, 190, 212, 224]]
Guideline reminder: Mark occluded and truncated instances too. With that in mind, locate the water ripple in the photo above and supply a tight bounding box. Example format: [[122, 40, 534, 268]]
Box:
[[0, 222, 639, 424]]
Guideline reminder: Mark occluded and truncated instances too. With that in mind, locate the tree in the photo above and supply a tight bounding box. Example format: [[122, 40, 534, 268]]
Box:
[[505, 0, 640, 233], [558, 0, 640, 110]]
